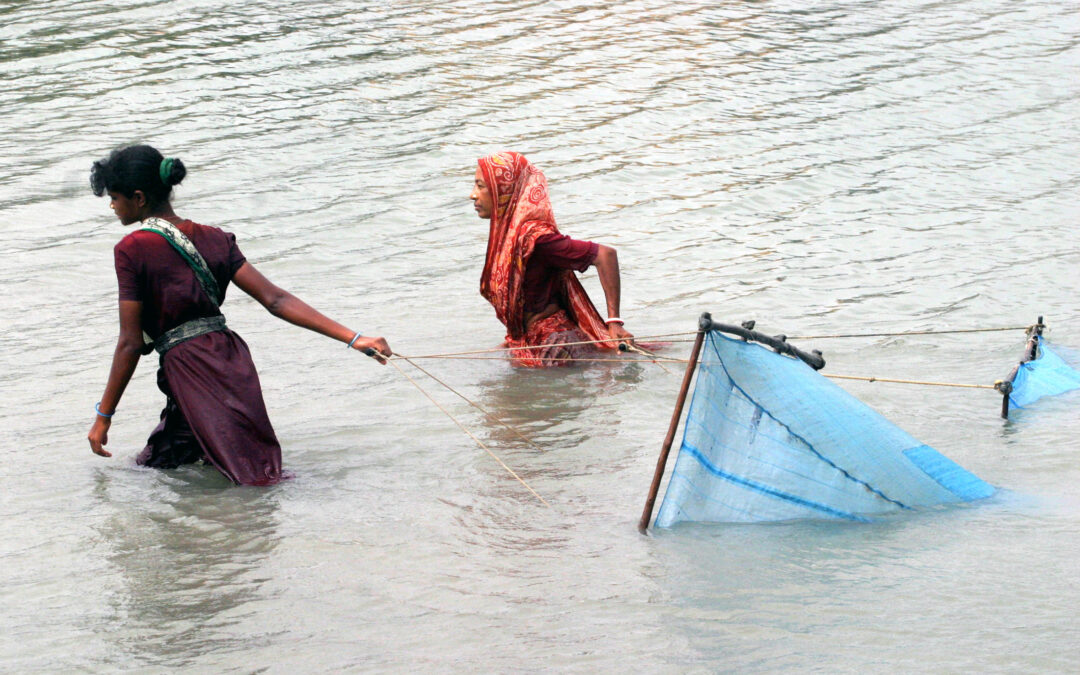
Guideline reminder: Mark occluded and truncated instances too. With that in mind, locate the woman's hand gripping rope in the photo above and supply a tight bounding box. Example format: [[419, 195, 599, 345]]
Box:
[[350, 336, 392, 364], [607, 322, 635, 347]]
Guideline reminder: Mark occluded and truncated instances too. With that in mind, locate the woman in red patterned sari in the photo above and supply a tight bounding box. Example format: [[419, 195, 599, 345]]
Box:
[[471, 151, 634, 367]]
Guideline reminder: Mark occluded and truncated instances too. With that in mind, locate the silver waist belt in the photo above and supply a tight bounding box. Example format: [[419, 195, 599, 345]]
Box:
[[154, 315, 228, 355]]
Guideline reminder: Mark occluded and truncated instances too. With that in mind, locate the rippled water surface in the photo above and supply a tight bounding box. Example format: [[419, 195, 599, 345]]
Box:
[[3, 0, 1079, 671]]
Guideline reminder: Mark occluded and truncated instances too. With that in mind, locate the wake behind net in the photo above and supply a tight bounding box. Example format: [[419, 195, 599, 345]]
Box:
[[643, 315, 996, 529]]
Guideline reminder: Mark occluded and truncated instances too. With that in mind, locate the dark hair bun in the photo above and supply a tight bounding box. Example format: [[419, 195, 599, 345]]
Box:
[[90, 144, 186, 208], [163, 157, 187, 187]]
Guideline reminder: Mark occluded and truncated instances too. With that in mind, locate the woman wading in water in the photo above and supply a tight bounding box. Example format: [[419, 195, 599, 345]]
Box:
[[87, 144, 391, 485], [471, 151, 634, 367]]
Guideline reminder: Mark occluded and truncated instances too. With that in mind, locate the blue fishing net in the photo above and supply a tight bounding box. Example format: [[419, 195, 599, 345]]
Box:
[[655, 332, 994, 527], [1008, 337, 1080, 409]]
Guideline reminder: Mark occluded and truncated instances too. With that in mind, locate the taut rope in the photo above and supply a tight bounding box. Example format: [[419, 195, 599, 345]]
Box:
[[399, 324, 1033, 361], [386, 358, 551, 507], [400, 331, 697, 359], [396, 354, 546, 453], [388, 354, 1001, 387], [389, 355, 689, 363], [824, 374, 997, 389], [620, 343, 674, 374], [791, 325, 1031, 340]]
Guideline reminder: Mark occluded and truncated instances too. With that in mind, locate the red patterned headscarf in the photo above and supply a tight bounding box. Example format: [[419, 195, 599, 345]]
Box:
[[477, 151, 610, 345]]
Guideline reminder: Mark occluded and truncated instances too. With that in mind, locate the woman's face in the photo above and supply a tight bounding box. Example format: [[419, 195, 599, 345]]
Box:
[[108, 190, 146, 225], [470, 167, 493, 220]]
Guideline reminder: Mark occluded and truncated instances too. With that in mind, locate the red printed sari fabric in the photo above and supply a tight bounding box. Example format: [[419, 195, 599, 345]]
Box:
[[477, 151, 614, 367]]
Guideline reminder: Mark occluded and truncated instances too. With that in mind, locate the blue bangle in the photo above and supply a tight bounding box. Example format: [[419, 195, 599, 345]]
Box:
[[95, 402, 115, 418], [347, 333, 363, 349]]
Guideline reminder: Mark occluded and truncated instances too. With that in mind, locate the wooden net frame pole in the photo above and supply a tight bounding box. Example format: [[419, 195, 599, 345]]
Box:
[[995, 315, 1044, 420], [638, 318, 708, 533]]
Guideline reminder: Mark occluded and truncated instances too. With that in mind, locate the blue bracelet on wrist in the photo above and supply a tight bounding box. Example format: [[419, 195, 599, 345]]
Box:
[[347, 332, 363, 349], [95, 402, 115, 418]]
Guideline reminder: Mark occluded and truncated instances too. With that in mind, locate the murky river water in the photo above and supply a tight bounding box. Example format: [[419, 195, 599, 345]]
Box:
[[2, 0, 1079, 671]]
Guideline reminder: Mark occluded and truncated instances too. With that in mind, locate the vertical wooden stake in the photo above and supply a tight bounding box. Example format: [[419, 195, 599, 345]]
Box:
[[1000, 316, 1045, 419], [638, 326, 706, 533]]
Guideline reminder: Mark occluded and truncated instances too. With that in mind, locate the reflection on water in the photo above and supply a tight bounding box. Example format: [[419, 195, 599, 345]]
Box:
[[476, 360, 645, 436], [90, 468, 282, 668]]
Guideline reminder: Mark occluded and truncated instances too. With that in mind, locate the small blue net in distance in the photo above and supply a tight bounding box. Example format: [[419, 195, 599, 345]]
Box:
[[1008, 337, 1080, 409], [655, 332, 994, 527]]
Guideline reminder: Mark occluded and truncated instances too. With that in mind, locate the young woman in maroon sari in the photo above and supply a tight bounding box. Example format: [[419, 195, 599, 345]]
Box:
[[87, 144, 391, 485], [470, 151, 634, 367]]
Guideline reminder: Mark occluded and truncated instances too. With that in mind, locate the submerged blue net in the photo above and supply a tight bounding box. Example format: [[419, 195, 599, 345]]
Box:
[[655, 331, 994, 527], [1008, 336, 1080, 409]]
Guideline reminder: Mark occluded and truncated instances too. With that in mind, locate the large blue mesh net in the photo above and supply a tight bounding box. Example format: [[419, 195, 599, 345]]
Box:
[[1008, 336, 1080, 409], [655, 331, 995, 527]]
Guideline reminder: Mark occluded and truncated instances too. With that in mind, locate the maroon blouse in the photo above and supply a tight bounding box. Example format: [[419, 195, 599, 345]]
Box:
[[114, 220, 246, 339], [523, 233, 599, 313]]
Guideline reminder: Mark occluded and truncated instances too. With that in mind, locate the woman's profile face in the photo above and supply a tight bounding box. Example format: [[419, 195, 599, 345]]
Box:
[[470, 167, 493, 220], [108, 190, 144, 225]]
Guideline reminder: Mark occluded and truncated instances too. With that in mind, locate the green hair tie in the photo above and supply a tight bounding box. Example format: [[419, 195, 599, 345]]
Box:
[[159, 157, 175, 185]]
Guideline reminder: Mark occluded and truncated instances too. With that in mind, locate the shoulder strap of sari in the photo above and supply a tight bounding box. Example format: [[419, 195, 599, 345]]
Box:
[[140, 217, 222, 307]]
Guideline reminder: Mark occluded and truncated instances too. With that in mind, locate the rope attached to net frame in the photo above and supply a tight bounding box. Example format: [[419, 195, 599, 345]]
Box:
[[397, 325, 1034, 361], [403, 355, 997, 389], [390, 323, 1036, 390], [373, 322, 1032, 506]]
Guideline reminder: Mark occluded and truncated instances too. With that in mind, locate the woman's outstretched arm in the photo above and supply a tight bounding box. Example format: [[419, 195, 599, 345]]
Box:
[[231, 262, 391, 361], [88, 300, 144, 457]]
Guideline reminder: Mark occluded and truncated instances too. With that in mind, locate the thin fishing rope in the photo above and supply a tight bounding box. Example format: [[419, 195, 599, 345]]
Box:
[[791, 325, 1031, 340], [400, 325, 1030, 360], [401, 331, 698, 359], [824, 374, 996, 389], [395, 354, 547, 453], [396, 352, 999, 389], [621, 343, 674, 374], [385, 353, 998, 389], [393, 355, 691, 363], [575, 325, 1033, 345], [386, 358, 551, 507]]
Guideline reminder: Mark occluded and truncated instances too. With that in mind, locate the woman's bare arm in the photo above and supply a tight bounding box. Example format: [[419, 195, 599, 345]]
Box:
[[88, 300, 144, 457], [231, 262, 391, 361], [593, 245, 634, 343]]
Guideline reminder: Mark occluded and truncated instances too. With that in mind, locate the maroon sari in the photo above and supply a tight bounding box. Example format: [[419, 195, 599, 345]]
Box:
[[115, 221, 283, 485]]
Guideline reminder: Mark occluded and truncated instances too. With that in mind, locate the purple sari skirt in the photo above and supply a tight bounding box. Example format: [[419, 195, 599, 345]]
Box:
[[136, 329, 283, 486]]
